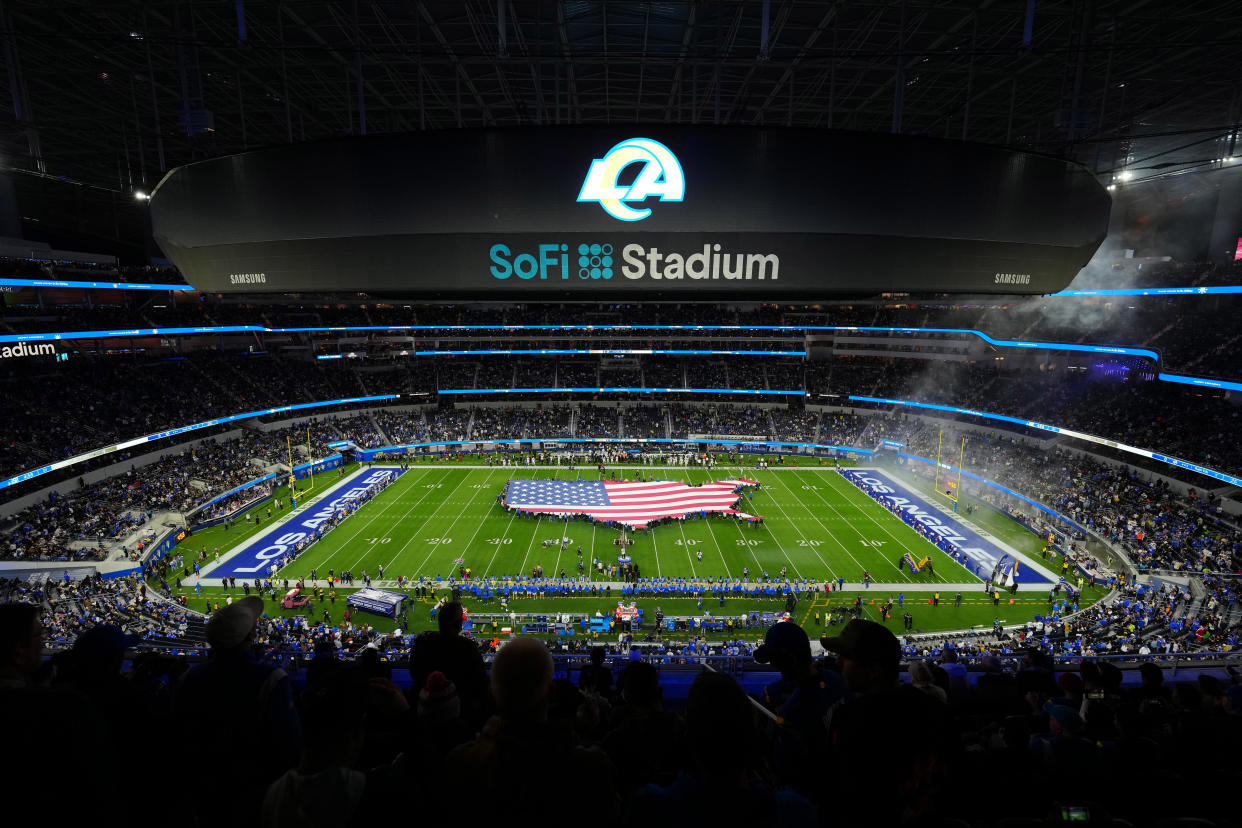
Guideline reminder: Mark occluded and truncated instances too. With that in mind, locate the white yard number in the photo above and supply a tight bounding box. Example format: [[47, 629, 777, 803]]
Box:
[[485, 538, 513, 545], [800, 485, 820, 490], [797, 539, 822, 547], [366, 537, 391, 544], [735, 539, 759, 547], [860, 540, 887, 547], [675, 539, 701, 546], [425, 537, 453, 545], [470, 484, 489, 489], [423, 483, 443, 489]]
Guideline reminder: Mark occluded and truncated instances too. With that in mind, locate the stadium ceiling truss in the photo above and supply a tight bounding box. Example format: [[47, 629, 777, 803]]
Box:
[[1, 0, 1240, 194]]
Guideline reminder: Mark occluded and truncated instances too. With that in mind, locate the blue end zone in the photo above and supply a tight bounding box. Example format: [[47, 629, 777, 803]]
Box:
[[207, 466, 405, 578], [843, 469, 1052, 585]]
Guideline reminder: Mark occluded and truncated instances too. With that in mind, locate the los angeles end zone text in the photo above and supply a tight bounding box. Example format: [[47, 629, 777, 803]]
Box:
[[844, 469, 1051, 585], [209, 465, 1034, 586], [216, 467, 401, 576]]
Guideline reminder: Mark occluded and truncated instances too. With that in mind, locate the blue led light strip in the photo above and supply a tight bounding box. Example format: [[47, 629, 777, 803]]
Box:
[[0, 393, 399, 494], [0, 323, 1157, 362], [0, 325, 265, 343], [412, 348, 804, 357], [0, 277, 193, 291], [1051, 285, 1242, 297], [438, 387, 806, 395], [850, 395, 1242, 488], [1157, 373, 1242, 393]]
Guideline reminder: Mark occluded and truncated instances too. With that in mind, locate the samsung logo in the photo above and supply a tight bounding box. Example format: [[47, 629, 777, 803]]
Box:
[[994, 272, 1031, 285], [229, 272, 267, 284]]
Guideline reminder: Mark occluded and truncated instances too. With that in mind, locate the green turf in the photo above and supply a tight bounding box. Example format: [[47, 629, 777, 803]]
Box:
[[173, 461, 1104, 636], [232, 464, 985, 585]]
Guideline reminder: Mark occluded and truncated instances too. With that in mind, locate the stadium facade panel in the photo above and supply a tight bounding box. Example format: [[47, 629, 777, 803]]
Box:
[[150, 127, 1109, 297]]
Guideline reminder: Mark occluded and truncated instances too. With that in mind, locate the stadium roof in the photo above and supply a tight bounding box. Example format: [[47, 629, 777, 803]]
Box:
[[3, 0, 1240, 195]]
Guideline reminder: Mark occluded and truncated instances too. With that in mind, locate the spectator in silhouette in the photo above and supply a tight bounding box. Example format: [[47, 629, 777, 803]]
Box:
[[821, 619, 949, 824], [0, 603, 113, 819], [602, 661, 687, 798], [408, 600, 488, 728], [443, 637, 618, 820], [262, 665, 371, 828], [754, 620, 844, 798], [56, 624, 146, 774], [1030, 701, 1100, 785], [631, 670, 816, 826], [174, 596, 300, 827], [578, 645, 614, 698]]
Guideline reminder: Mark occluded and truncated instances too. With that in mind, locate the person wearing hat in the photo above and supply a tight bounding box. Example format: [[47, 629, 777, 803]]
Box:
[[756, 621, 844, 799], [173, 596, 300, 826], [820, 619, 948, 825]]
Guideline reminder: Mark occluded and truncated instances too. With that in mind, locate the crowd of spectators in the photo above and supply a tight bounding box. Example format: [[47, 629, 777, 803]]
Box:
[[4, 590, 1240, 827], [897, 425, 1241, 574], [575, 404, 618, 438], [622, 405, 667, 439]]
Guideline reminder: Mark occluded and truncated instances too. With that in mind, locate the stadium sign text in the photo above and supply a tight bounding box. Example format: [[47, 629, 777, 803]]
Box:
[[0, 341, 56, 360], [577, 137, 684, 221], [993, 272, 1031, 285], [490, 242, 778, 282], [229, 272, 267, 284]]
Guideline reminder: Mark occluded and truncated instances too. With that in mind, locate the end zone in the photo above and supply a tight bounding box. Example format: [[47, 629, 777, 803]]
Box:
[[843, 468, 1055, 585], [206, 466, 405, 578]]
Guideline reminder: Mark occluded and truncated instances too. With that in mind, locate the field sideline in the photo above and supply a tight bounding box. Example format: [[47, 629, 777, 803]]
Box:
[[205, 463, 999, 585]]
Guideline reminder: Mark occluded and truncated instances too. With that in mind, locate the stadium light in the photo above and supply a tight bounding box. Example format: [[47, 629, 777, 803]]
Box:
[[134, 190, 149, 200], [1116, 170, 1133, 182]]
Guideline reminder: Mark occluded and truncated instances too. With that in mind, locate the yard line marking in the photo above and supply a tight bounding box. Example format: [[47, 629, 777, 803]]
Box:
[[549, 515, 571, 578], [726, 466, 804, 580], [332, 468, 457, 573], [677, 518, 699, 578], [440, 469, 510, 578], [750, 469, 843, 579], [481, 509, 518, 577], [395, 469, 483, 576], [762, 470, 874, 580], [820, 470, 965, 583], [308, 467, 436, 572]]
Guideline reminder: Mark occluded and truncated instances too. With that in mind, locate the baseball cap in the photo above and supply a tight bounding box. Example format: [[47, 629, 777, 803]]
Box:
[[206, 596, 264, 649], [753, 620, 811, 664], [819, 619, 900, 667], [1043, 700, 1084, 732]]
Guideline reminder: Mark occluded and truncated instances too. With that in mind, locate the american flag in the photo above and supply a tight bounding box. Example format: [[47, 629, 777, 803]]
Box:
[[504, 478, 757, 528]]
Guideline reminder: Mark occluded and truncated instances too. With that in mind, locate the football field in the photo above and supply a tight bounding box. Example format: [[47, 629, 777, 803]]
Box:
[[232, 464, 986, 585]]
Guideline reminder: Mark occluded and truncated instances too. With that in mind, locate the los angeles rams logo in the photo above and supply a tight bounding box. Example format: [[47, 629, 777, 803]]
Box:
[[577, 138, 684, 221]]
